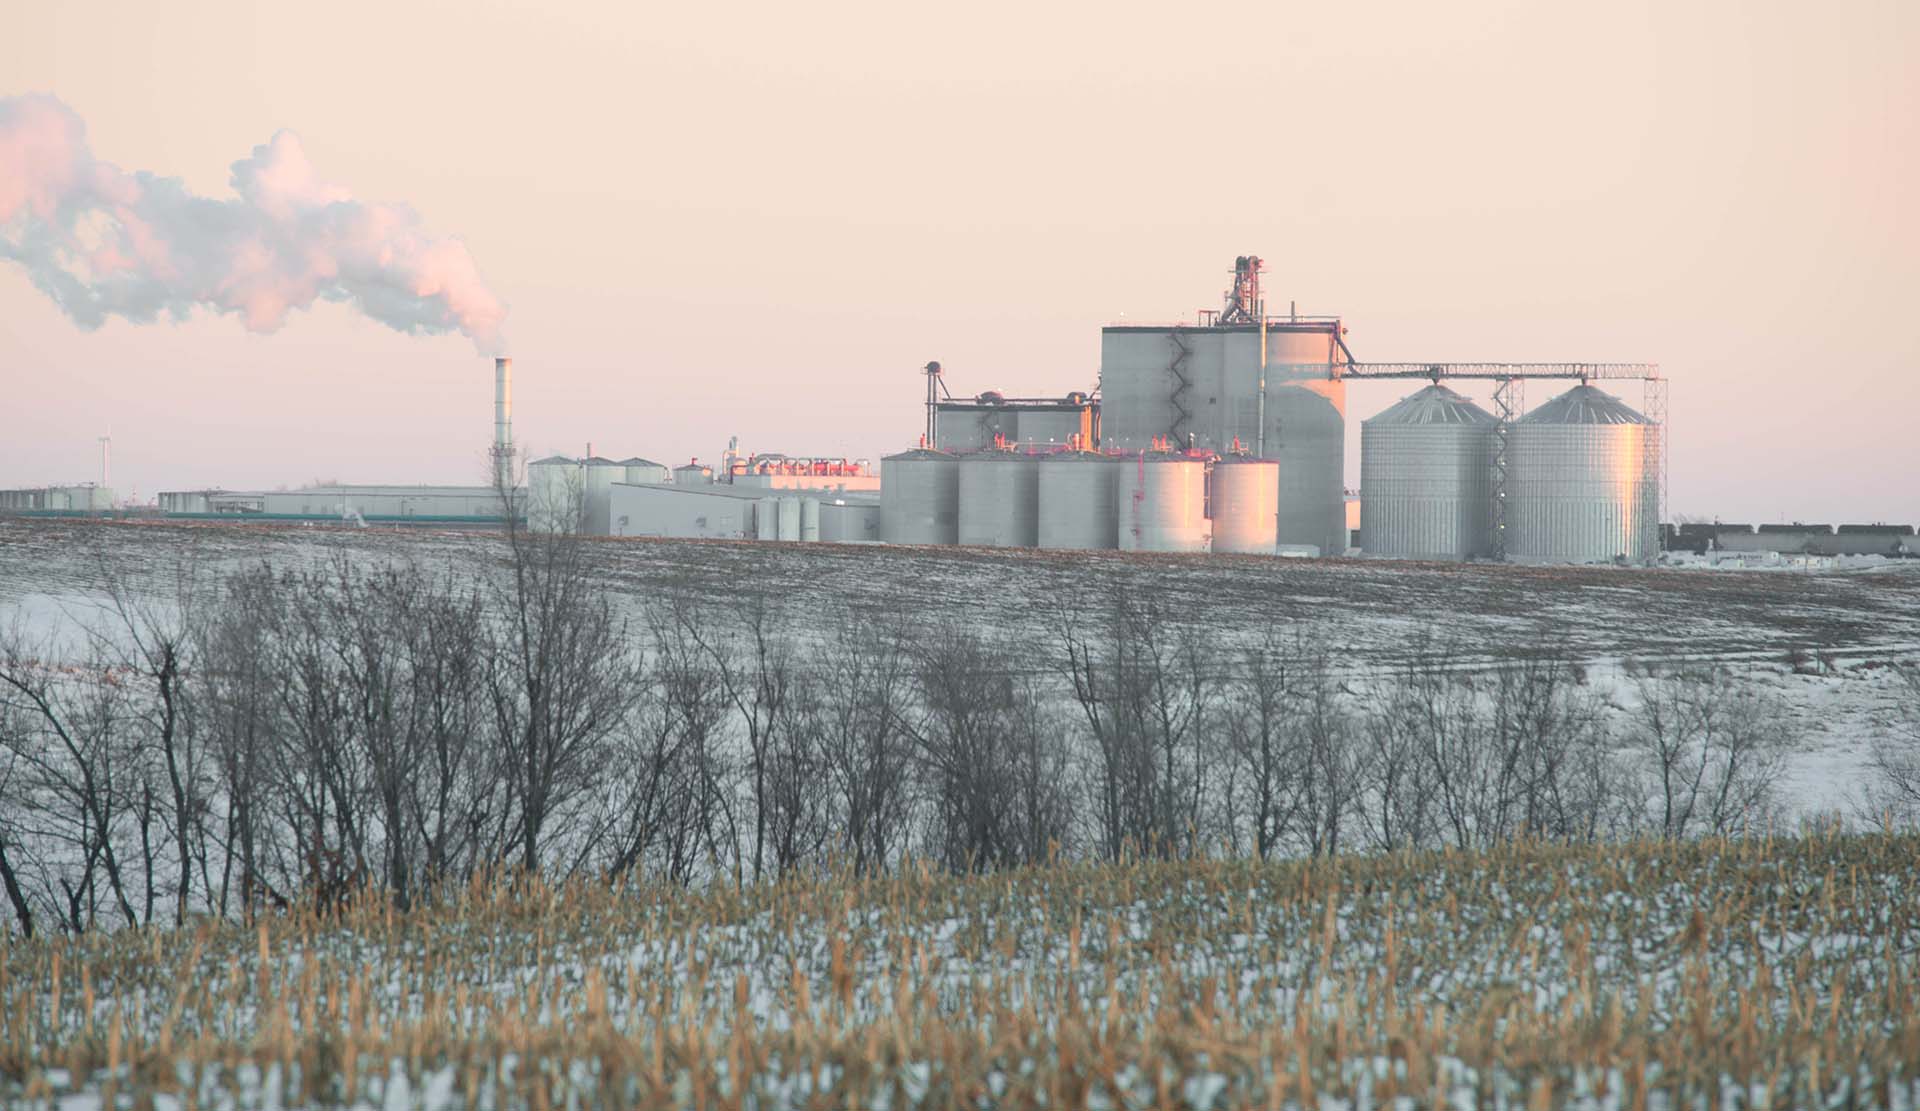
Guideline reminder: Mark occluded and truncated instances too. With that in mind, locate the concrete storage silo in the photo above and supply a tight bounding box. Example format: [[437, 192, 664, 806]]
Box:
[[1037, 453, 1120, 550], [527, 455, 582, 533], [1099, 319, 1345, 555], [621, 457, 668, 485], [1117, 452, 1210, 552], [880, 449, 961, 545], [958, 452, 1040, 547], [800, 497, 821, 542], [1210, 457, 1280, 555], [756, 496, 780, 540], [1359, 384, 1495, 559], [1507, 384, 1660, 563], [777, 496, 801, 541]]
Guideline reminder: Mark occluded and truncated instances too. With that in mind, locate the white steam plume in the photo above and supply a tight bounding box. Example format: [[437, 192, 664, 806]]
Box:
[[0, 94, 505, 352]]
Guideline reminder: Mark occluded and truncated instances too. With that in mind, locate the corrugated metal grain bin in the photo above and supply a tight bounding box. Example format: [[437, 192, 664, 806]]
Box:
[[1507, 384, 1660, 563], [1359, 384, 1495, 559]]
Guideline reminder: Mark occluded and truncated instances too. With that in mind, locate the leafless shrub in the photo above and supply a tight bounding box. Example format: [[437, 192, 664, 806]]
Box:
[[1862, 661, 1920, 829], [1625, 664, 1794, 838]]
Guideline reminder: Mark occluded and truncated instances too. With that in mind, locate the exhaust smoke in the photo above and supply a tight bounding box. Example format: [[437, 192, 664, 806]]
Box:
[[0, 94, 506, 352]]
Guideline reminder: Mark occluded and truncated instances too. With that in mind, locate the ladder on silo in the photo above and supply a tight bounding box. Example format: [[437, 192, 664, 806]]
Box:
[[1166, 332, 1194, 445], [1490, 376, 1524, 563]]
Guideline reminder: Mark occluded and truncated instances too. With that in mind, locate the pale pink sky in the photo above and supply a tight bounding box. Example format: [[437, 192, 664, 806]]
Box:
[[2, 0, 1915, 523]]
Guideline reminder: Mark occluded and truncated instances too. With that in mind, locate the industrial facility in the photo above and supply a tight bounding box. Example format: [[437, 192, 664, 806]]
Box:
[[10, 259, 1916, 563], [871, 256, 1680, 563]]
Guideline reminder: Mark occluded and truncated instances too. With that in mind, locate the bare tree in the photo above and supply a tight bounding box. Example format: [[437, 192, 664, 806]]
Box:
[[906, 623, 1024, 872], [1862, 662, 1920, 828], [1056, 588, 1213, 860], [490, 479, 644, 874], [1626, 665, 1792, 839], [808, 611, 915, 876]]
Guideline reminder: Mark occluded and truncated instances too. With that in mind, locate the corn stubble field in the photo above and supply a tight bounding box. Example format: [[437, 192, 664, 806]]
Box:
[[4, 834, 1918, 1109]]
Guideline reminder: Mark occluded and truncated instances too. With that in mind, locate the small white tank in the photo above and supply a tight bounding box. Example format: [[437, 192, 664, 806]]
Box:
[[958, 452, 1040, 547], [1117, 452, 1210, 553], [1210, 457, 1279, 555]]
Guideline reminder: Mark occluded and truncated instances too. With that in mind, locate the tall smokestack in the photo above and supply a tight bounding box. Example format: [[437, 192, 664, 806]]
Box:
[[493, 356, 513, 489]]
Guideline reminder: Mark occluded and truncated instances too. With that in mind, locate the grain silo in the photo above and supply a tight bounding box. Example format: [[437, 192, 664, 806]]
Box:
[[1037, 453, 1120, 550], [1359, 384, 1495, 559], [958, 452, 1040, 547], [880, 449, 961, 545], [1117, 452, 1210, 552], [1507, 384, 1660, 563], [1209, 457, 1280, 555], [1099, 312, 1346, 553]]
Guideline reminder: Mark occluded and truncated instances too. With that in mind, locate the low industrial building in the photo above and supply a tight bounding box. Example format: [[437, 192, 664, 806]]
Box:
[[0, 485, 115, 512]]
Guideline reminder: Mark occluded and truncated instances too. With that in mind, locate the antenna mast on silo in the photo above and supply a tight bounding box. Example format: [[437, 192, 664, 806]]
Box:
[[1218, 256, 1270, 456], [923, 361, 948, 448]]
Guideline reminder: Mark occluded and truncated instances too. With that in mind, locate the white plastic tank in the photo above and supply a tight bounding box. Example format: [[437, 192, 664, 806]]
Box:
[[1037, 453, 1120, 550], [527, 455, 582, 533], [777, 496, 801, 542], [800, 497, 821, 542], [958, 452, 1041, 547], [1507, 384, 1660, 563], [880, 449, 961, 545], [1117, 452, 1210, 553], [1210, 457, 1279, 555], [1360, 384, 1495, 559]]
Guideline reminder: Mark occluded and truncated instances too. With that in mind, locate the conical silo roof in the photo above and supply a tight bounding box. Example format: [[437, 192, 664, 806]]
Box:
[[1364, 384, 1495, 426], [1521, 384, 1650, 425]]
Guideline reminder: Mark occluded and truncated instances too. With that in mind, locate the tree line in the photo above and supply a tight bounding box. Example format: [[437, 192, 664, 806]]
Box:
[[2, 519, 1902, 936]]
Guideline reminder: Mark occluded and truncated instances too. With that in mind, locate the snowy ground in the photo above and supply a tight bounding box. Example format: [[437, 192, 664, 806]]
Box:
[[4, 518, 1915, 821]]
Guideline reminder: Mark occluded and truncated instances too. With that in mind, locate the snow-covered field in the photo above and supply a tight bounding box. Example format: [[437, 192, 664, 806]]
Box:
[[4, 836, 1918, 1109], [4, 518, 1916, 820]]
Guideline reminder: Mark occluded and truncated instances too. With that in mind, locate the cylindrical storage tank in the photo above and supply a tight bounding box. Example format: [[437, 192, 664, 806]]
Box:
[[1359, 385, 1496, 559], [621, 457, 668, 485], [756, 497, 780, 540], [1507, 384, 1660, 563], [527, 455, 582, 533], [580, 457, 623, 536], [957, 453, 1040, 547], [799, 497, 820, 542], [1117, 452, 1210, 552], [777, 496, 801, 542], [1210, 457, 1280, 555], [673, 463, 713, 485], [1037, 453, 1120, 550], [880, 449, 961, 545]]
